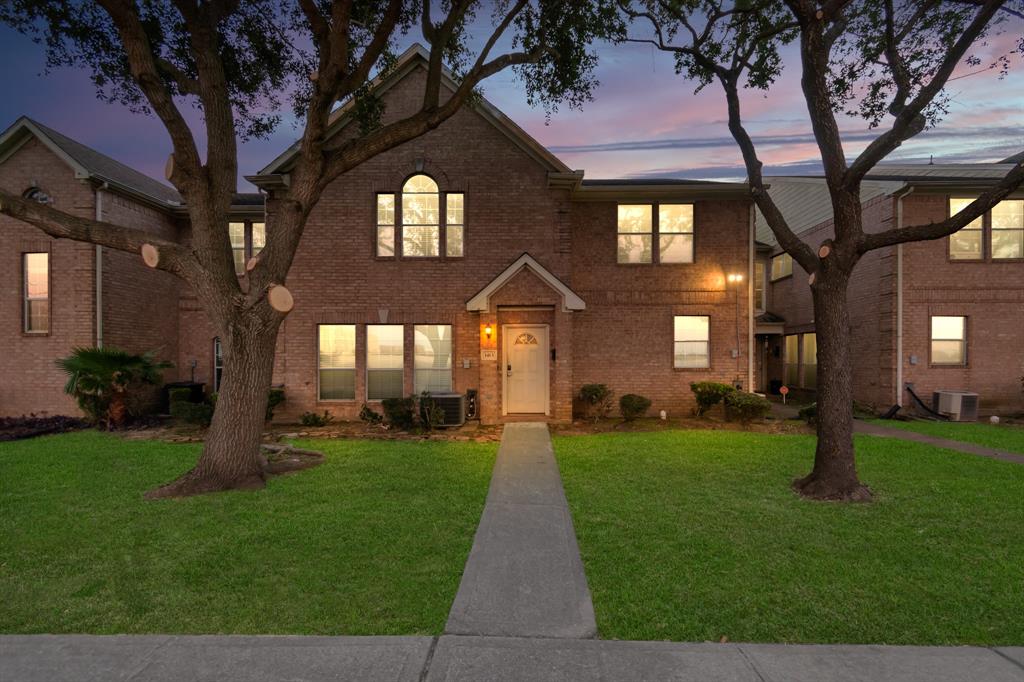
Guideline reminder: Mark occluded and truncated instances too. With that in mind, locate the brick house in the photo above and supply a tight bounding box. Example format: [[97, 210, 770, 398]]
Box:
[[755, 164, 1024, 415], [0, 49, 756, 423]]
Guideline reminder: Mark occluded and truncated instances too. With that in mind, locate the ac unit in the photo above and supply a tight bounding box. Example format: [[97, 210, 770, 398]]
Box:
[[932, 390, 980, 422], [422, 392, 466, 427]]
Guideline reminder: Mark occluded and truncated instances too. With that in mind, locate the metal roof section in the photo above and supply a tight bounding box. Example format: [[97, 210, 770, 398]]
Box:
[[0, 116, 182, 207], [256, 43, 572, 179], [466, 253, 585, 313]]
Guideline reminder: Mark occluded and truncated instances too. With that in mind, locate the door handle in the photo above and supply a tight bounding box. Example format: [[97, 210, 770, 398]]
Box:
[[507, 364, 512, 377]]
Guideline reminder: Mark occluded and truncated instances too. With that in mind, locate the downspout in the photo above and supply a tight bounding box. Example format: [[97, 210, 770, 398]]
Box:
[[748, 203, 755, 391], [94, 184, 107, 348], [894, 185, 914, 406]]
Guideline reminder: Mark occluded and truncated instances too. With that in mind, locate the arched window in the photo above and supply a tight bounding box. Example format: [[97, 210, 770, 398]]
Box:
[[376, 174, 464, 259]]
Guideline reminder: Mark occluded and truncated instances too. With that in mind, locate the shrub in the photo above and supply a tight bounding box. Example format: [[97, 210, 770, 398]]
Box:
[[418, 393, 446, 431], [56, 346, 172, 429], [359, 404, 384, 425], [266, 388, 285, 422], [170, 399, 214, 426], [619, 394, 652, 421], [724, 391, 771, 423], [690, 381, 735, 416], [381, 397, 416, 430], [578, 383, 614, 422], [798, 403, 817, 425], [300, 411, 334, 427]]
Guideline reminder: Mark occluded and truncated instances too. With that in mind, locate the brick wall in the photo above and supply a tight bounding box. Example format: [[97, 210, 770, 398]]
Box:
[[0, 138, 96, 416]]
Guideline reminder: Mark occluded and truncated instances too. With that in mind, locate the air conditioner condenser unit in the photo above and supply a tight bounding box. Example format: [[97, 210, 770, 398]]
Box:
[[932, 390, 980, 422]]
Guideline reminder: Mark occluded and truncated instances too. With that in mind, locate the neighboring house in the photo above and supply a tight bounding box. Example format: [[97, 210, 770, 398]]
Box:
[[0, 47, 756, 423], [755, 163, 1024, 414]]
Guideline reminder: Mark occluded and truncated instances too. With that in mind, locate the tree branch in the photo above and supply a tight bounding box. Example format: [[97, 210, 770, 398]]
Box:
[[0, 189, 198, 279], [859, 160, 1024, 252]]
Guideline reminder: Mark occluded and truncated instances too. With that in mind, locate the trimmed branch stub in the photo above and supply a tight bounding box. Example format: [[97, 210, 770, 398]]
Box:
[[267, 284, 294, 313], [140, 243, 160, 268], [164, 154, 175, 181], [808, 272, 816, 286], [818, 244, 832, 259], [245, 256, 259, 272]]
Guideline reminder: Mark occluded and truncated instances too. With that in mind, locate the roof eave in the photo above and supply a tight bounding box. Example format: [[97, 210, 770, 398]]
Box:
[[570, 183, 752, 202]]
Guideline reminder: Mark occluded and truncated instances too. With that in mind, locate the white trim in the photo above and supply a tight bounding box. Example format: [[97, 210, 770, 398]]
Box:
[[502, 324, 550, 416], [895, 187, 913, 406], [748, 204, 755, 391], [466, 253, 585, 313]]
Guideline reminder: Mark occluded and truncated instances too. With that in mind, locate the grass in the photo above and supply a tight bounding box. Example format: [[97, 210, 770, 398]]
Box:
[[0, 431, 495, 635], [554, 430, 1024, 645], [868, 418, 1024, 454]]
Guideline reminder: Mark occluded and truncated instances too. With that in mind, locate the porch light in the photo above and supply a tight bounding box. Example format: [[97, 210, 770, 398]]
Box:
[[484, 324, 493, 340], [727, 273, 744, 283]]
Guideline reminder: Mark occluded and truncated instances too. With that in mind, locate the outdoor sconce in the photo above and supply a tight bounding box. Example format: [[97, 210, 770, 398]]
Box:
[[484, 324, 493, 340], [727, 273, 744, 284]]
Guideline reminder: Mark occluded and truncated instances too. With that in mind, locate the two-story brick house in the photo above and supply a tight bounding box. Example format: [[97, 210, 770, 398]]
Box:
[[1, 49, 756, 423], [755, 164, 1024, 415]]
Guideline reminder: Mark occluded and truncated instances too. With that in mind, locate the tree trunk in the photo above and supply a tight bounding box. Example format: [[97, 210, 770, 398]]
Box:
[[792, 269, 873, 502], [146, 312, 281, 499]]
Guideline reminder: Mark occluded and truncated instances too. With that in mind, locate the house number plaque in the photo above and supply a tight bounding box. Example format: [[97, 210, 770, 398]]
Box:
[[481, 349, 498, 362]]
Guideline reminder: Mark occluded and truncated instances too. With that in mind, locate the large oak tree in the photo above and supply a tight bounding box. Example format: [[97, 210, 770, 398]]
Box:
[[621, 0, 1023, 500], [0, 0, 612, 497]]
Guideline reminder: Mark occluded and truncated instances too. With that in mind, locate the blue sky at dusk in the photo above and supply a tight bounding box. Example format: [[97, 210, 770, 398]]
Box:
[[1, 21, 1021, 191]]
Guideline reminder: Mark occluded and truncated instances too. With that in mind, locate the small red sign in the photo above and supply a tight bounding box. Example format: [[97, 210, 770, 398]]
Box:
[[779, 386, 790, 395]]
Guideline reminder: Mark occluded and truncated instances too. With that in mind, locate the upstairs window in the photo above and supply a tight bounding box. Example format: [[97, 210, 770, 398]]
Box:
[[931, 316, 966, 366], [948, 198, 1022, 261], [229, 221, 266, 273], [754, 261, 766, 312], [771, 253, 793, 280], [617, 203, 695, 264], [378, 174, 463, 259], [23, 252, 49, 334], [673, 315, 710, 368], [213, 337, 223, 391]]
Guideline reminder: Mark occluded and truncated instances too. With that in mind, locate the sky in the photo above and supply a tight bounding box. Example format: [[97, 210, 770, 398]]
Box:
[[1, 18, 1021, 191]]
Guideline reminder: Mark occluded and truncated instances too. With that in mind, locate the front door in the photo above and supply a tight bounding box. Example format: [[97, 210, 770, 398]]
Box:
[[504, 325, 549, 414]]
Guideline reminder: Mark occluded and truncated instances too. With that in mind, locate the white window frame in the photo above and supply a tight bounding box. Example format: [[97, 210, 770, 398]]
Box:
[[413, 324, 453, 394], [318, 324, 357, 401], [930, 316, 967, 367], [23, 252, 49, 334], [366, 324, 404, 400], [673, 315, 710, 369]]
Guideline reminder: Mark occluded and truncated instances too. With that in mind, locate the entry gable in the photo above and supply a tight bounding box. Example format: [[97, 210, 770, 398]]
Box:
[[466, 253, 585, 313]]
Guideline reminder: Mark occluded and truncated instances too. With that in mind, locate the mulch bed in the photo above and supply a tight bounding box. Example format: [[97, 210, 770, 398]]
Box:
[[0, 415, 89, 442]]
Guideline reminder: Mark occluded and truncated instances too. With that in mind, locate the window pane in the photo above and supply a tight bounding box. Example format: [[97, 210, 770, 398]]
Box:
[[618, 234, 652, 263], [25, 252, 48, 298], [949, 198, 983, 229], [403, 174, 438, 193], [991, 229, 1023, 259], [674, 315, 709, 341], [992, 200, 1023, 228], [414, 325, 453, 394], [368, 325, 403, 400], [949, 229, 983, 260], [771, 253, 792, 280], [784, 334, 799, 385], [931, 316, 964, 341], [377, 194, 395, 225], [659, 234, 693, 263], [27, 300, 49, 333], [931, 340, 965, 365], [403, 225, 440, 257], [320, 369, 356, 400], [446, 225, 464, 258], [229, 222, 246, 273], [377, 226, 395, 257], [674, 341, 709, 368], [617, 205, 652, 233], [213, 337, 223, 391], [251, 222, 265, 254], [659, 204, 693, 233], [446, 193, 464, 225], [754, 262, 766, 311], [319, 325, 356, 400]]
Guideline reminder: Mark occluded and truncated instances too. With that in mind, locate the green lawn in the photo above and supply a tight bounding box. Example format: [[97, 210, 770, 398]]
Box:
[[0, 431, 495, 635], [555, 430, 1024, 645], [869, 418, 1024, 454]]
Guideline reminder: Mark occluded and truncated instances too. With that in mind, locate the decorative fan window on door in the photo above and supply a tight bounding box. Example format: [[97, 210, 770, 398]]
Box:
[[514, 333, 538, 345]]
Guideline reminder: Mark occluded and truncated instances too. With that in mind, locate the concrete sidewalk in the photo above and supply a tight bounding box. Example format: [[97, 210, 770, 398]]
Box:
[[3, 634, 1022, 681], [854, 420, 1024, 464], [444, 422, 596, 638]]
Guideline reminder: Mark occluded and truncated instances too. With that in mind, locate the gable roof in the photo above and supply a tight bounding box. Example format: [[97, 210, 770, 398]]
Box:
[[466, 253, 585, 312], [255, 43, 571, 179], [1000, 151, 1024, 164], [0, 116, 182, 207]]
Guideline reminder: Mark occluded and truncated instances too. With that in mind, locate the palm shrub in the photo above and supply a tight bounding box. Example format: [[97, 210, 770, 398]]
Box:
[[56, 347, 171, 429]]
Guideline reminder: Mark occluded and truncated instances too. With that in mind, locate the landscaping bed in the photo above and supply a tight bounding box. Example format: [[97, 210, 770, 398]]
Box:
[[0, 415, 87, 442], [0, 431, 496, 635], [555, 430, 1024, 645]]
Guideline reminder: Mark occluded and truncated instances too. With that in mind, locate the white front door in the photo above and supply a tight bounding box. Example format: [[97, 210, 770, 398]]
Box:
[[504, 325, 549, 414]]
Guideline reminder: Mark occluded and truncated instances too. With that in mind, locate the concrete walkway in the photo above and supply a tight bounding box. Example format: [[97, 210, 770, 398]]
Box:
[[3, 634, 1022, 681], [854, 420, 1024, 464], [444, 422, 596, 638]]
